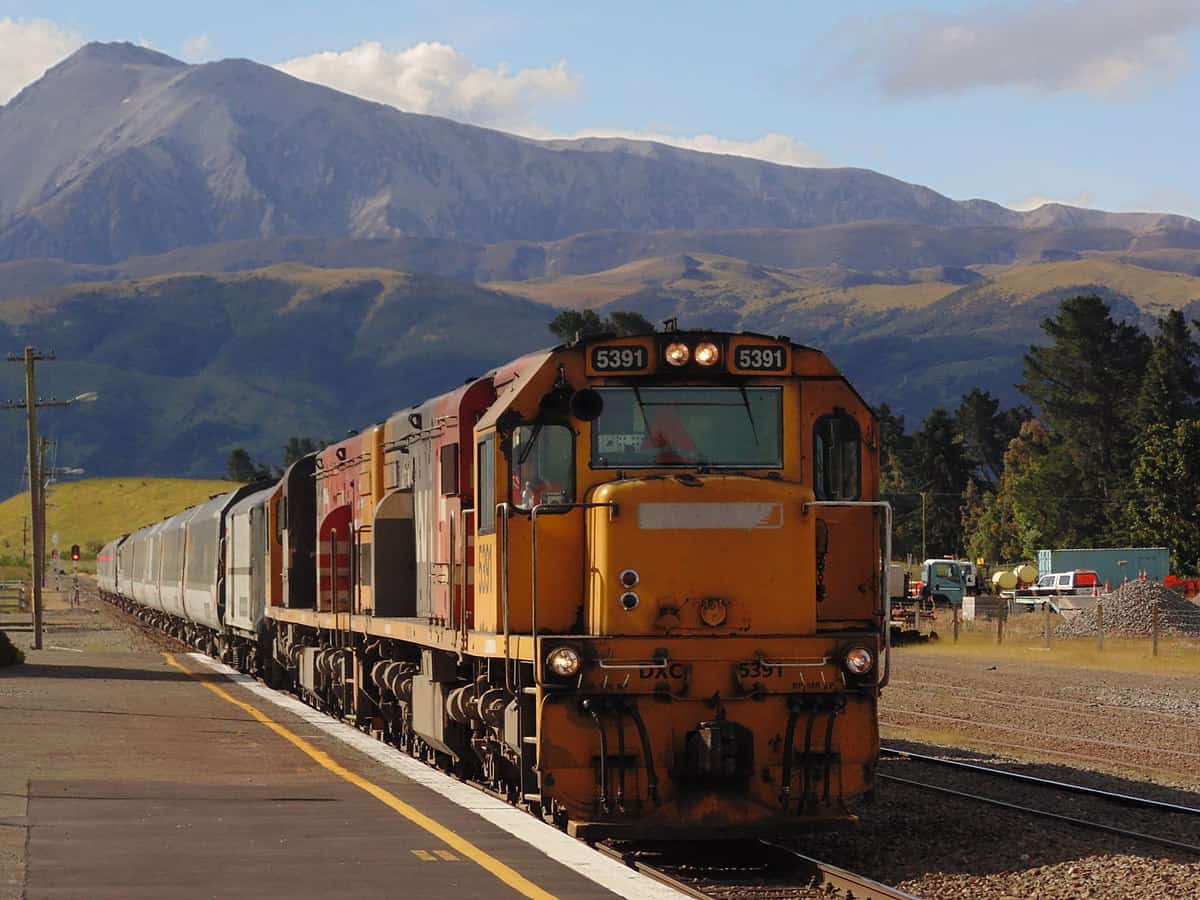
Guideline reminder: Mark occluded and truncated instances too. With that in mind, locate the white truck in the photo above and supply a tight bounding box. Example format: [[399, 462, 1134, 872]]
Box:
[[1028, 570, 1100, 596]]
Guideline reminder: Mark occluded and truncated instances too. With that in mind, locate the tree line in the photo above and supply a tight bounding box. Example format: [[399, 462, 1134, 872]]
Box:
[[225, 437, 324, 482], [882, 294, 1200, 574]]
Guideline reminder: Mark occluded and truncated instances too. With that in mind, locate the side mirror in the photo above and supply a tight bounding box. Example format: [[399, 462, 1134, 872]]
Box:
[[569, 388, 604, 422]]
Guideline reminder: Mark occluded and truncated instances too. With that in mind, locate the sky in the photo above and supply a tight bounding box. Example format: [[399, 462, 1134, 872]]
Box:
[[1, 0, 1198, 217]]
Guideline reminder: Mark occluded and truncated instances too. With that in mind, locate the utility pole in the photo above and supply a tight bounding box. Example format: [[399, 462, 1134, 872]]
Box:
[[19, 348, 50, 649], [5, 348, 95, 652], [920, 491, 928, 562]]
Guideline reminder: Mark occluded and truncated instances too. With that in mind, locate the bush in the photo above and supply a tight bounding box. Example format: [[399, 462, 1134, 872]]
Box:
[[0, 630, 24, 667]]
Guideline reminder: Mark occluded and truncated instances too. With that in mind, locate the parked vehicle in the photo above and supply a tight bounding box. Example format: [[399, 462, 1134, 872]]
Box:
[[919, 558, 965, 607], [1028, 570, 1100, 596]]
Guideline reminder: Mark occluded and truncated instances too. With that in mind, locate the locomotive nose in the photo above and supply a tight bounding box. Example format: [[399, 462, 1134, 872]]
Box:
[[585, 475, 816, 636]]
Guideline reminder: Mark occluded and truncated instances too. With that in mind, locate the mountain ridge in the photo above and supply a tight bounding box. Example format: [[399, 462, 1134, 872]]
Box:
[[2, 42, 1196, 269]]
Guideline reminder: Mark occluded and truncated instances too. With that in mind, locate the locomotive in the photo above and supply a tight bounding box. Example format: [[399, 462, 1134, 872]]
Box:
[[97, 329, 891, 838]]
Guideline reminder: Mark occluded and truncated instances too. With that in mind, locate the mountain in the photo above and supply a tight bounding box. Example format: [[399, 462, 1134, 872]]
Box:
[[2, 42, 1198, 484], [2, 42, 1197, 267]]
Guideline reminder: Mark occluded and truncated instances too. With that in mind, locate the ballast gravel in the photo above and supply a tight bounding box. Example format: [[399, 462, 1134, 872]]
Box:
[[1057, 580, 1200, 637]]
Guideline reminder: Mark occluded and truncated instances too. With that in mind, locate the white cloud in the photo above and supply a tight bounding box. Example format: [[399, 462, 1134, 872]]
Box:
[[181, 34, 213, 63], [557, 129, 830, 168], [856, 0, 1200, 98], [278, 40, 829, 168], [1009, 190, 1095, 211], [277, 40, 579, 131], [0, 17, 83, 104]]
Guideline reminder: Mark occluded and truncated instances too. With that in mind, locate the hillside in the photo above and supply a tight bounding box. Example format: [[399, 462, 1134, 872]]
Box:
[[494, 252, 1200, 415], [0, 477, 240, 563], [2, 42, 1197, 269], [0, 265, 556, 483]]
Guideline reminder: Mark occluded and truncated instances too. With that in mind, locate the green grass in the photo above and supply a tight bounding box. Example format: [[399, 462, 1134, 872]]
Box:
[[0, 477, 240, 563]]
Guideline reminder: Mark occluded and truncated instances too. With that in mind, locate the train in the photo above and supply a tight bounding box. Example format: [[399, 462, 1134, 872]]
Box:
[[96, 328, 891, 839]]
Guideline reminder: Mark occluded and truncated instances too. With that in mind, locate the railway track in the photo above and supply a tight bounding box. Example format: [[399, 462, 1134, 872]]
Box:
[[882, 746, 1200, 816], [879, 748, 1200, 856], [597, 839, 920, 899]]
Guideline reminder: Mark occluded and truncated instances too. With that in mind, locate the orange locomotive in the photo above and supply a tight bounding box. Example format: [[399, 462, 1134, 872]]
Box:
[[107, 329, 892, 839], [265, 328, 890, 838]]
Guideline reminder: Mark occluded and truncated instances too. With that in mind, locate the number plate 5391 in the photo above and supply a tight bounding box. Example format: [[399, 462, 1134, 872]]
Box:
[[590, 345, 649, 372]]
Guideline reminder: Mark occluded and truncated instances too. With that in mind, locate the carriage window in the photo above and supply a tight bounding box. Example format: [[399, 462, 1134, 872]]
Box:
[[813, 412, 860, 500], [478, 435, 496, 534], [510, 424, 575, 510]]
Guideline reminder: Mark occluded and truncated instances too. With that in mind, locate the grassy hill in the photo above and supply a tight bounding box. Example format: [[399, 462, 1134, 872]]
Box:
[[494, 251, 1200, 416], [0, 478, 240, 571]]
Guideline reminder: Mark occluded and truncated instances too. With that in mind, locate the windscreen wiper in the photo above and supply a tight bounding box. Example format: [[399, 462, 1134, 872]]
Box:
[[631, 384, 650, 430], [517, 422, 543, 465], [737, 384, 760, 445]]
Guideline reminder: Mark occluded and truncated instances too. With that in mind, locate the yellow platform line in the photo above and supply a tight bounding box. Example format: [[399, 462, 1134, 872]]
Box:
[[163, 653, 555, 900]]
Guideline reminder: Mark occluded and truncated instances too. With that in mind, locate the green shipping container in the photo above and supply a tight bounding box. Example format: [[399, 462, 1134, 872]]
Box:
[[1035, 547, 1170, 590]]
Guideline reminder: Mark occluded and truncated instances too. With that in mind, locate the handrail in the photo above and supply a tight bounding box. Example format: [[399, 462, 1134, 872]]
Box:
[[530, 501, 617, 685], [459, 508, 475, 651], [802, 500, 893, 690], [496, 502, 512, 692], [448, 511, 456, 634]]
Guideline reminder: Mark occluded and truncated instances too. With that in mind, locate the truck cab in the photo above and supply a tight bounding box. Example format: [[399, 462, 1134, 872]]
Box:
[[920, 558, 965, 607], [1030, 570, 1100, 596]]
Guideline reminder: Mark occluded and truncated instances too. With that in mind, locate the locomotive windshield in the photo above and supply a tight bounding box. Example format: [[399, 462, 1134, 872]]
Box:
[[591, 387, 782, 468]]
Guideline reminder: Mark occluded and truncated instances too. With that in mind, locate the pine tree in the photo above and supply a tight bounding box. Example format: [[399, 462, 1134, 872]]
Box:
[[1019, 294, 1150, 542], [1128, 421, 1200, 574], [226, 449, 259, 482], [548, 309, 655, 342], [955, 388, 1026, 482], [1134, 309, 1200, 430], [908, 407, 974, 557]]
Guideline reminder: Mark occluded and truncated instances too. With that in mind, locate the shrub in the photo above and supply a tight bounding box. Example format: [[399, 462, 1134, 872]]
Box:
[[0, 630, 24, 667]]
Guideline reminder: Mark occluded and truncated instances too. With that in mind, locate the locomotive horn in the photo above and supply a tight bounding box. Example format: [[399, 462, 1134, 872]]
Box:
[[570, 388, 604, 422]]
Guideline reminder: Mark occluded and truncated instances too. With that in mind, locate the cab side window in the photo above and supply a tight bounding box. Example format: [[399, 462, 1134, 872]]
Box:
[[477, 435, 496, 534], [510, 424, 575, 510], [813, 411, 861, 501]]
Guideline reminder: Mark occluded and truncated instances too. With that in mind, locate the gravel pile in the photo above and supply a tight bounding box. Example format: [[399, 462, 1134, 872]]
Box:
[[1057, 580, 1200, 637]]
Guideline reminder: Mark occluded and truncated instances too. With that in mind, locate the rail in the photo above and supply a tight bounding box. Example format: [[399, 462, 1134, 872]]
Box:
[[759, 841, 922, 900], [802, 500, 893, 688], [879, 774, 1200, 855], [881, 746, 1200, 816], [595, 839, 920, 900]]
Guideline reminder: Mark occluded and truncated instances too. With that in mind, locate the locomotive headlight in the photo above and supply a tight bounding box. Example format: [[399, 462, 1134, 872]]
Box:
[[619, 569, 640, 588], [843, 646, 874, 675], [694, 341, 720, 367], [664, 342, 690, 366], [546, 646, 582, 677]]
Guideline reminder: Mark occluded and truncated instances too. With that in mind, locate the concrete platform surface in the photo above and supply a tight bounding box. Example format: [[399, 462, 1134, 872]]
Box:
[[0, 639, 681, 899]]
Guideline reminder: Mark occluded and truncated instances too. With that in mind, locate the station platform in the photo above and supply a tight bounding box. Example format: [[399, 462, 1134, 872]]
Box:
[[0, 609, 683, 899]]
